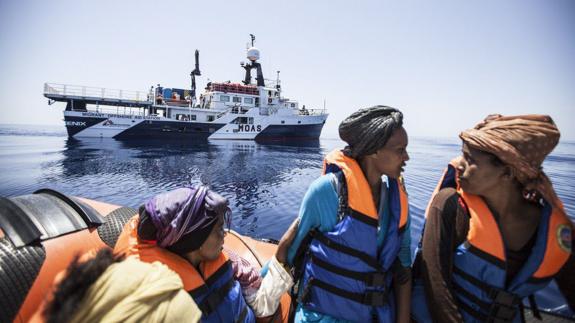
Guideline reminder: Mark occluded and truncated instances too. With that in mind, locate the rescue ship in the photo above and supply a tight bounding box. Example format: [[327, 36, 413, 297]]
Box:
[[44, 35, 327, 141]]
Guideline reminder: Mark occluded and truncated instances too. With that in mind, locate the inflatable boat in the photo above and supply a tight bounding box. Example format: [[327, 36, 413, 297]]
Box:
[[0, 189, 290, 322]]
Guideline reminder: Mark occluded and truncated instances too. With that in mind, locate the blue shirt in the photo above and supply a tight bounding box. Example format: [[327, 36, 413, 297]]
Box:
[[287, 173, 411, 323]]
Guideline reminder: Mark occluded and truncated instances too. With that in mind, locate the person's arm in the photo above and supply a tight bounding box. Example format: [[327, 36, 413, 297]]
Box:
[[276, 218, 299, 265], [555, 234, 575, 312], [227, 248, 292, 318], [420, 188, 468, 323], [282, 174, 339, 266], [394, 216, 412, 323]]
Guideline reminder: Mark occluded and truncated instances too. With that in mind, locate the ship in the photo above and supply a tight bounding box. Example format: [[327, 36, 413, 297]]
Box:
[[44, 35, 328, 141]]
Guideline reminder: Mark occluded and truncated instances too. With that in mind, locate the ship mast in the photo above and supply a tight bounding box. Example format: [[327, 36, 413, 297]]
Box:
[[240, 34, 265, 87]]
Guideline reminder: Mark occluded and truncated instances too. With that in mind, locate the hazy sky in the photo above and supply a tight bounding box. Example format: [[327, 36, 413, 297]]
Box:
[[0, 0, 573, 140]]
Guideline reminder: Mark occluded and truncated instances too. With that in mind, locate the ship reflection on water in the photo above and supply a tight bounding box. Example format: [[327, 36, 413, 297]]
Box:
[[57, 137, 327, 238]]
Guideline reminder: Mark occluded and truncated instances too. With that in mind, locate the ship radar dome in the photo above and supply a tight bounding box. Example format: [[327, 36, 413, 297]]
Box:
[[247, 47, 260, 61]]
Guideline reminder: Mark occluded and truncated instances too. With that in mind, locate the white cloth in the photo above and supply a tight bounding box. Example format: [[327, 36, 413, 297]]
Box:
[[247, 256, 293, 317]]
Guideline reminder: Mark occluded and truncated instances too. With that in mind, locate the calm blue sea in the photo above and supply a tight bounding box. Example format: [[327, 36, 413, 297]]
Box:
[[0, 124, 573, 317]]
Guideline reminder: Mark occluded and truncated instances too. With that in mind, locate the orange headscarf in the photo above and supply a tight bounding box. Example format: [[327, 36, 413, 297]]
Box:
[[459, 114, 561, 207]]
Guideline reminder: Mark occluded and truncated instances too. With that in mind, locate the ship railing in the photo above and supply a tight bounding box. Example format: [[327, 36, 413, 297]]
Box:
[[44, 83, 152, 103], [216, 105, 249, 119], [263, 78, 280, 89], [298, 108, 327, 116], [82, 105, 147, 116]]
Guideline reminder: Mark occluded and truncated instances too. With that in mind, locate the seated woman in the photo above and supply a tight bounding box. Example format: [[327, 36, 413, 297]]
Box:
[[411, 114, 574, 322], [114, 185, 292, 323], [276, 106, 412, 322], [38, 248, 201, 323]]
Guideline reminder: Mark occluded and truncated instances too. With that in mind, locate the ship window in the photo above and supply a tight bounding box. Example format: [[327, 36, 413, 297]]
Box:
[[176, 114, 196, 121], [281, 120, 285, 124], [233, 97, 242, 103], [232, 117, 254, 124], [220, 95, 230, 102], [290, 103, 296, 108], [207, 115, 215, 122], [244, 97, 254, 104]]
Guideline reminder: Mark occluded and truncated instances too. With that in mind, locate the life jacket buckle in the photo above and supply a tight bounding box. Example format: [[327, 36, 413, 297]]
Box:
[[489, 289, 520, 307], [485, 289, 520, 321], [363, 290, 387, 306], [487, 304, 516, 322], [366, 272, 386, 287]]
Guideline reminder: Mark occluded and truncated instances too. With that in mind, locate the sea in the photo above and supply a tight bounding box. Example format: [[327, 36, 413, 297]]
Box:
[[1, 124, 573, 318]]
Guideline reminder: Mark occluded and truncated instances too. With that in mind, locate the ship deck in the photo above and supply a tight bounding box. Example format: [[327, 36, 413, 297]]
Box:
[[44, 83, 152, 108]]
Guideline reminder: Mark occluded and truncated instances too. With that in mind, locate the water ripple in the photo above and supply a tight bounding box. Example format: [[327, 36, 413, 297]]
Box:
[[0, 130, 573, 316]]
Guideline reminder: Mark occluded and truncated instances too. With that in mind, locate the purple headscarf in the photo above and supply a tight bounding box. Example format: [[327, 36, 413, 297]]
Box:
[[144, 186, 230, 248]]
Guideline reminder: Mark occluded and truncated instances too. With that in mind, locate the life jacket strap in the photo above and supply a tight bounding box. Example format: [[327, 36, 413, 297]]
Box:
[[527, 295, 542, 320], [196, 277, 235, 316], [453, 282, 517, 321], [453, 267, 521, 305], [303, 277, 388, 307], [348, 209, 379, 227], [453, 266, 521, 322], [309, 253, 387, 287], [310, 231, 381, 269]]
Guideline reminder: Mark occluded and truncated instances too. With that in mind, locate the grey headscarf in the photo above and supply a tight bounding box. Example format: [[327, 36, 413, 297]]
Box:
[[339, 105, 403, 158]]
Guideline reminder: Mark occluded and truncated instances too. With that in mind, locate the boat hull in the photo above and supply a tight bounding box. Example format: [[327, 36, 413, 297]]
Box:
[[64, 110, 327, 141]]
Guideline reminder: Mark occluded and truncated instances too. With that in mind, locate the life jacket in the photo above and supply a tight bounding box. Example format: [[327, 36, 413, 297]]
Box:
[[114, 216, 255, 323], [296, 149, 409, 322], [411, 158, 572, 323]]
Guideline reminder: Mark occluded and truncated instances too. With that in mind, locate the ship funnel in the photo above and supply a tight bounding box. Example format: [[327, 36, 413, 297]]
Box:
[[192, 50, 201, 76]]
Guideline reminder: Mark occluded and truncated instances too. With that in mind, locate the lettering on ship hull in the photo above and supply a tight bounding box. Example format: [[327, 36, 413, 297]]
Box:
[[237, 124, 262, 132], [65, 121, 87, 127]]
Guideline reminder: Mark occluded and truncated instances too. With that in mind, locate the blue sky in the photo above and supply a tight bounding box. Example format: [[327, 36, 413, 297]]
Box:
[[0, 0, 573, 140]]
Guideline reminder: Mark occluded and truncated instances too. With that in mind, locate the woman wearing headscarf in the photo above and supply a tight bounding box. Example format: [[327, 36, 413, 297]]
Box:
[[114, 185, 293, 323], [411, 114, 574, 322], [37, 248, 202, 323], [275, 106, 412, 322]]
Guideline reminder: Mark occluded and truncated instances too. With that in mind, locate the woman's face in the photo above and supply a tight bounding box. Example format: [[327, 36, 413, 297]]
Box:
[[372, 126, 410, 179], [198, 214, 226, 261], [457, 143, 506, 195]]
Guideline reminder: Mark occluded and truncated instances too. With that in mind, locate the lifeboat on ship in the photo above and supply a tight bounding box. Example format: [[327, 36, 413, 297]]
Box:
[[0, 189, 290, 323]]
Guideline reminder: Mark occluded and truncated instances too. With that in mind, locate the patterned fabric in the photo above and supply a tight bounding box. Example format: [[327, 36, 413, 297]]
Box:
[[144, 186, 230, 248], [338, 105, 403, 158], [459, 114, 561, 207], [226, 248, 262, 299]]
